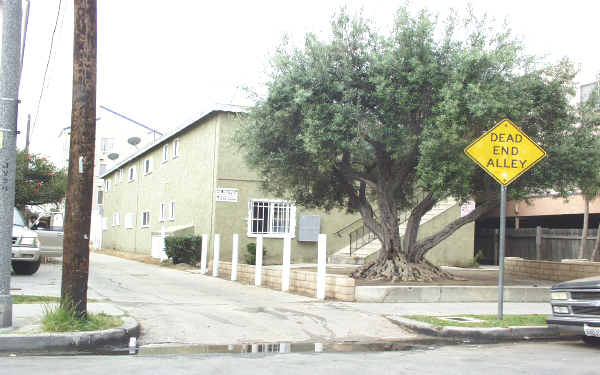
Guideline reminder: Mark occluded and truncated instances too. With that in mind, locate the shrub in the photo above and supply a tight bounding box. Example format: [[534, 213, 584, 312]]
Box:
[[244, 242, 267, 265], [165, 235, 202, 265]]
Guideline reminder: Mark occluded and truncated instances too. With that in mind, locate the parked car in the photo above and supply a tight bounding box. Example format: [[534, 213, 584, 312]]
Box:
[[546, 276, 600, 345], [31, 211, 64, 258], [11, 207, 41, 275]]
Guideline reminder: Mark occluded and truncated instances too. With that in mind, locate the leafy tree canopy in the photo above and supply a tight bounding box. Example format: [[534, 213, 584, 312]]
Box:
[[15, 150, 67, 209], [236, 7, 581, 280]]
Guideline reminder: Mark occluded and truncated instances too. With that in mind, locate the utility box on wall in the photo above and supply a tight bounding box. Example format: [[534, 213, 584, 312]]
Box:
[[298, 215, 320, 242]]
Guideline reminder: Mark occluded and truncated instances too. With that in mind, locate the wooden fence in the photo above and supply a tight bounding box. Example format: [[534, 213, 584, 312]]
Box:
[[476, 227, 600, 264]]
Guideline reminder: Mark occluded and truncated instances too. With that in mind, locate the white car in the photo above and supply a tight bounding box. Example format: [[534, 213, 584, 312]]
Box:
[[11, 207, 41, 275]]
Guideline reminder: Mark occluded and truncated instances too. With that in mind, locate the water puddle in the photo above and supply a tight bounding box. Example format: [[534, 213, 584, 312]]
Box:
[[3, 339, 459, 357]]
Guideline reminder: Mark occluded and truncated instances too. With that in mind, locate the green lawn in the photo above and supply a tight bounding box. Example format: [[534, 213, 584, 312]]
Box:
[[12, 295, 60, 304], [404, 314, 548, 328]]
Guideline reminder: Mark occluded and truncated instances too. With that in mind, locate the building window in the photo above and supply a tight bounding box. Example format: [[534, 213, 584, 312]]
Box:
[[105, 179, 111, 192], [247, 200, 296, 237], [141, 211, 150, 227], [125, 213, 134, 229], [100, 137, 115, 154], [173, 139, 179, 158], [144, 157, 153, 175], [160, 203, 166, 222], [162, 144, 169, 163], [99, 163, 107, 176], [119, 168, 124, 183], [114, 174, 118, 186], [97, 190, 104, 205], [169, 200, 175, 220], [128, 166, 136, 182], [112, 212, 120, 226]]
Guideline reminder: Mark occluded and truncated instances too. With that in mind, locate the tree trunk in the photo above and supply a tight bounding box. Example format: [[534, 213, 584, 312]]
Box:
[[351, 189, 453, 281], [403, 193, 436, 262], [578, 196, 590, 259]]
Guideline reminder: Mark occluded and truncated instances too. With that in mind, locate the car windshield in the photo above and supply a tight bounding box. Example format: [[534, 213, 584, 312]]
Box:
[[13, 208, 25, 226]]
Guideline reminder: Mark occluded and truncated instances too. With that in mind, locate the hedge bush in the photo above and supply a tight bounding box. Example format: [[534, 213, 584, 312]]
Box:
[[245, 242, 267, 265], [165, 235, 202, 265]]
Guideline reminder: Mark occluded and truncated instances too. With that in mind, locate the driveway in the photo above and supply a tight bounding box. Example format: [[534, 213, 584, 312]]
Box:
[[11, 253, 416, 345]]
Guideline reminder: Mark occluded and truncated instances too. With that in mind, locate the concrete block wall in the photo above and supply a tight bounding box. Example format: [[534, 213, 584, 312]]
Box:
[[505, 257, 600, 282], [207, 261, 355, 301]]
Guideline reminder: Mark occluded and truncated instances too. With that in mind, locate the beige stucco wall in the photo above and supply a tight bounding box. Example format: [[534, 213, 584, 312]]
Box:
[[420, 204, 475, 267], [214, 113, 359, 264], [102, 111, 358, 261], [487, 194, 600, 218], [102, 114, 219, 254]]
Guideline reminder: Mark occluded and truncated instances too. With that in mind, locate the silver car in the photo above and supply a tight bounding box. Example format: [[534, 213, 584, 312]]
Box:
[[11, 208, 41, 275]]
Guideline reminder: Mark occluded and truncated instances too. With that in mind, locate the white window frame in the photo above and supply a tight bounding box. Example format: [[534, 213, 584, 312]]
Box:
[[125, 213, 134, 229], [173, 139, 180, 158], [162, 144, 169, 163], [119, 168, 124, 183], [247, 199, 296, 238], [143, 157, 153, 175], [112, 212, 120, 226], [114, 174, 118, 186], [105, 179, 111, 192], [128, 166, 136, 182], [160, 202, 166, 222], [141, 210, 151, 228], [169, 200, 175, 220]]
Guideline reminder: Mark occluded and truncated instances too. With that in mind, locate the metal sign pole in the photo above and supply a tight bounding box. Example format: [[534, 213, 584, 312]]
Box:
[[498, 185, 507, 320]]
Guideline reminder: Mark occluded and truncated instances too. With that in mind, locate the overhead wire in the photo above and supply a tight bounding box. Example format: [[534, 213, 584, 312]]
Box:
[[30, 0, 63, 139]]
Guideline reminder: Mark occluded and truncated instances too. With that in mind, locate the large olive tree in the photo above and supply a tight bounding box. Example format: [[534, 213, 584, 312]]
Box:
[[237, 8, 577, 280]]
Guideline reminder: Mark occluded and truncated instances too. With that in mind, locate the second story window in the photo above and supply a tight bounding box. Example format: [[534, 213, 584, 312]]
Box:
[[105, 179, 111, 192], [162, 144, 169, 163], [144, 157, 153, 175], [141, 211, 151, 227], [128, 166, 136, 182], [173, 139, 179, 158]]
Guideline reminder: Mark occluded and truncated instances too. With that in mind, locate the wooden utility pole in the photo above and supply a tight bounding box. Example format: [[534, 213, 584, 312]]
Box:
[[61, 0, 97, 317]]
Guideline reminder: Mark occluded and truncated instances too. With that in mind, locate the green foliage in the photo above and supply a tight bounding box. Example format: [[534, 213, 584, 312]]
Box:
[[41, 302, 122, 332], [15, 150, 67, 209], [244, 242, 267, 265], [164, 235, 202, 265], [12, 295, 60, 304], [405, 314, 548, 328], [471, 250, 484, 267], [236, 6, 579, 257]]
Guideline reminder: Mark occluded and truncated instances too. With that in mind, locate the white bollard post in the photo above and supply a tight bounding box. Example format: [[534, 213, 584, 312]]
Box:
[[212, 234, 220, 277], [200, 233, 208, 274], [255, 235, 263, 286], [282, 235, 291, 292], [314, 343, 324, 353], [160, 226, 166, 261], [231, 234, 239, 281], [316, 234, 327, 300]]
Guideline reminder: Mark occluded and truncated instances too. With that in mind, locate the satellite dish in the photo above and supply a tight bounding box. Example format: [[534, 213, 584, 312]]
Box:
[[127, 137, 141, 146], [108, 153, 119, 160]]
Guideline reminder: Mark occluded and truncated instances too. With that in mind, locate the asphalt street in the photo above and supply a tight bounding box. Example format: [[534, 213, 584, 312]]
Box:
[[9, 253, 551, 346], [1, 341, 597, 374]]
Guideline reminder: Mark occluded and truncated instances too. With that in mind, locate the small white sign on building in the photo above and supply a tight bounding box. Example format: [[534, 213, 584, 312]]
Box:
[[216, 188, 238, 202], [460, 200, 476, 217]]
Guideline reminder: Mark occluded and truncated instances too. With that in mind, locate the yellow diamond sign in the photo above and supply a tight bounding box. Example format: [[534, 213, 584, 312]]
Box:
[[464, 119, 546, 186]]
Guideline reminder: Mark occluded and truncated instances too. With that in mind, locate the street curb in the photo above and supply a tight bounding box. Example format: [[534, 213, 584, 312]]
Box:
[[388, 316, 563, 340], [0, 316, 140, 352]]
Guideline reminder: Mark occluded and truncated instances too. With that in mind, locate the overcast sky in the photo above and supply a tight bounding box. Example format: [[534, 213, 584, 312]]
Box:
[[13, 0, 600, 164]]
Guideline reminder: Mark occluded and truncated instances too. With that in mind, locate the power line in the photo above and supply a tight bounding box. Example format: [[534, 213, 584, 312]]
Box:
[[30, 0, 63, 138]]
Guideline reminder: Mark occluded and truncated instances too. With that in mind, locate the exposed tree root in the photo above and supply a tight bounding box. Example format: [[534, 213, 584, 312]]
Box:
[[350, 252, 454, 282]]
